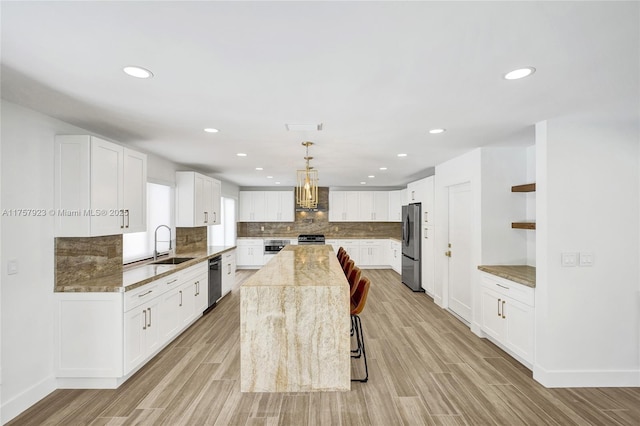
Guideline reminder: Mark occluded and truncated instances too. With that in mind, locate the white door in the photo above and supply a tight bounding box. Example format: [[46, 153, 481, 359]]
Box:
[[447, 182, 472, 322]]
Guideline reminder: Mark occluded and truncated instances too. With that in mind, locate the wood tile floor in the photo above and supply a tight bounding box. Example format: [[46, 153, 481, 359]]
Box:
[[9, 269, 640, 425]]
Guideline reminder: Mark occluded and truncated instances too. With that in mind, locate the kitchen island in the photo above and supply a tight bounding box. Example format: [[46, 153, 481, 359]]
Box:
[[240, 244, 351, 392]]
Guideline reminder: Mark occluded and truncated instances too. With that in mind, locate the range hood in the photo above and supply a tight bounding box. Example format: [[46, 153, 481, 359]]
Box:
[[295, 187, 328, 212]]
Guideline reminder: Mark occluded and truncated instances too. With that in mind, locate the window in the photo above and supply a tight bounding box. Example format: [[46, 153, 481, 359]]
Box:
[[123, 182, 172, 263], [208, 196, 236, 246]]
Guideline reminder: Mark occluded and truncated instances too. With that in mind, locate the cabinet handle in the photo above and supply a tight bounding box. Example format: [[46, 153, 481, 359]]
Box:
[[227, 264, 231, 275], [424, 228, 428, 239], [143, 309, 147, 330], [138, 290, 153, 298], [424, 211, 428, 222], [204, 212, 208, 223], [125, 209, 130, 228], [496, 283, 510, 290], [120, 210, 125, 229], [195, 281, 199, 296], [179, 290, 183, 307], [167, 279, 178, 285], [498, 298, 501, 317], [502, 301, 506, 319], [147, 307, 152, 327], [214, 212, 217, 222]]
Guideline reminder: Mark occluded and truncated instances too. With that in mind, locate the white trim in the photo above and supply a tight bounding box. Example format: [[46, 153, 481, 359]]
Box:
[[1, 376, 56, 424], [533, 364, 640, 388]]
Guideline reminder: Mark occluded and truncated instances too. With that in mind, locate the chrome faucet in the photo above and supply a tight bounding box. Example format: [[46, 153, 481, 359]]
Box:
[[154, 224, 173, 260]]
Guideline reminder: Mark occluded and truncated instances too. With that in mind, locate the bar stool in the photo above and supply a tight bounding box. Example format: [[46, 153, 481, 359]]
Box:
[[351, 276, 370, 383], [337, 247, 346, 262], [346, 266, 361, 297], [338, 250, 349, 267], [342, 258, 355, 276]]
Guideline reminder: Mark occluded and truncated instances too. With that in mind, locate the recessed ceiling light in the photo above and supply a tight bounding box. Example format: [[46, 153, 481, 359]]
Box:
[[275, 182, 281, 185], [397, 153, 407, 157], [123, 66, 153, 79], [255, 167, 263, 171], [368, 175, 375, 178], [504, 67, 536, 80], [267, 176, 273, 179], [360, 182, 367, 185], [285, 123, 323, 131], [204, 128, 219, 133], [429, 128, 446, 134], [379, 167, 387, 171], [237, 153, 247, 157]]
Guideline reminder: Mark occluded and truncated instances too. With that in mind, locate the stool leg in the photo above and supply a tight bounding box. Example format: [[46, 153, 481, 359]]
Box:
[[351, 314, 368, 383], [351, 315, 362, 357]]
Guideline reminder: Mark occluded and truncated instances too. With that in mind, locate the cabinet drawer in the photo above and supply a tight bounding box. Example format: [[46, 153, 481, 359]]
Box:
[[480, 272, 534, 306], [181, 261, 208, 281], [124, 282, 160, 312], [237, 239, 263, 246]]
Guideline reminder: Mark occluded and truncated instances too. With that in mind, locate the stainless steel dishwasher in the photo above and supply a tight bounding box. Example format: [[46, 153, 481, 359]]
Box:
[[206, 255, 222, 313]]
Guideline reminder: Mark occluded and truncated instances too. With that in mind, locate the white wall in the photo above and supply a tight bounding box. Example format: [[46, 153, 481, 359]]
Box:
[[0, 101, 90, 422], [534, 116, 640, 387], [526, 145, 536, 265]]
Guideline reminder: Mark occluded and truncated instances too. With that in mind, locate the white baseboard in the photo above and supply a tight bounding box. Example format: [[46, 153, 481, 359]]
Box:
[[1, 375, 56, 424], [533, 364, 640, 387]]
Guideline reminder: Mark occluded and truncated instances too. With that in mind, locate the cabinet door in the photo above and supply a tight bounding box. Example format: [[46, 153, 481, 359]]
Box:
[[123, 148, 147, 233], [264, 192, 280, 221], [194, 174, 206, 226], [211, 179, 222, 225], [345, 192, 360, 221], [239, 192, 252, 222], [480, 287, 505, 341], [358, 192, 373, 221], [388, 190, 402, 222], [180, 281, 196, 327], [90, 137, 124, 236], [279, 191, 295, 222], [222, 251, 236, 295], [159, 288, 183, 341], [372, 192, 389, 221], [422, 225, 435, 295], [202, 177, 213, 225], [124, 308, 146, 374], [423, 176, 435, 225], [329, 192, 346, 222], [193, 276, 208, 314], [144, 299, 162, 355], [504, 298, 535, 363]]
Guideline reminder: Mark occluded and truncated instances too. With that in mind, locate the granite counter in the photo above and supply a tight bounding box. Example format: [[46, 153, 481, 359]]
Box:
[[477, 265, 536, 288]]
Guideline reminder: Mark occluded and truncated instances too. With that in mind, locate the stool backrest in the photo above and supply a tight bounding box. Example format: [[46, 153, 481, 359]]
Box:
[[343, 259, 355, 276], [347, 267, 362, 297], [351, 277, 370, 315]]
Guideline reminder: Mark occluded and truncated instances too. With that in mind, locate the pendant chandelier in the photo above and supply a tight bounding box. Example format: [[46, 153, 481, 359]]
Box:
[[296, 141, 319, 209]]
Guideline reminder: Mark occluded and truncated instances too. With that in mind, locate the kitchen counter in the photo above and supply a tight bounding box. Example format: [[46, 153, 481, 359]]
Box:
[[54, 245, 236, 293], [240, 244, 350, 392], [477, 265, 536, 288]]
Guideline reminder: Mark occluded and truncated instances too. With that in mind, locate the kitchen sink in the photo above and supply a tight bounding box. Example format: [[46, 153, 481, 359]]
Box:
[[151, 257, 195, 265]]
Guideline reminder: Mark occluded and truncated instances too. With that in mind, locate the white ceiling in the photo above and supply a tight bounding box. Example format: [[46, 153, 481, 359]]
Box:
[[1, 1, 638, 188]]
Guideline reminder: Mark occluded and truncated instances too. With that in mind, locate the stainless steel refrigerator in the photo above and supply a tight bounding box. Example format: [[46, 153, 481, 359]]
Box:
[[402, 203, 423, 292]]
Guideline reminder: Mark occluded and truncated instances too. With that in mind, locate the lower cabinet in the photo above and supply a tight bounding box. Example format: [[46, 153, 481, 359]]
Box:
[[236, 239, 264, 268], [55, 259, 212, 388], [389, 240, 401, 274], [221, 249, 237, 296], [479, 272, 535, 367]]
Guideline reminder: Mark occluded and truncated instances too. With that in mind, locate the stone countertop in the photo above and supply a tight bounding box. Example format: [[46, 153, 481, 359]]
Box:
[[477, 265, 536, 288], [54, 245, 236, 293], [242, 245, 348, 288]]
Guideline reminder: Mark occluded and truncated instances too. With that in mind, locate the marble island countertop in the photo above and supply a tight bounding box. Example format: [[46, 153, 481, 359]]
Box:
[[55, 245, 236, 293], [477, 265, 536, 288]]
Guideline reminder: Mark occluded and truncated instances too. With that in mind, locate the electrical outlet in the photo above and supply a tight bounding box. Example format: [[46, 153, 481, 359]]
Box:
[[579, 252, 594, 267], [561, 253, 578, 267]]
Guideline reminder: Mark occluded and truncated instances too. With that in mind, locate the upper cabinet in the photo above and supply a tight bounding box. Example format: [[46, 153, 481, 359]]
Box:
[[176, 171, 221, 227], [388, 190, 402, 222], [329, 190, 392, 222], [239, 191, 294, 222], [55, 135, 147, 237], [406, 176, 434, 225]]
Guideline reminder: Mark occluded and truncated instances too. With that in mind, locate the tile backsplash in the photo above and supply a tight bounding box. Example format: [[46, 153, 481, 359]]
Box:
[[55, 234, 123, 287]]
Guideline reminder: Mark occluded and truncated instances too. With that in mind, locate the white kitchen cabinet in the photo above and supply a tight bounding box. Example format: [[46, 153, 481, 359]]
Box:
[[55, 135, 147, 237], [124, 295, 161, 374], [176, 171, 221, 227], [239, 191, 266, 222], [264, 191, 295, 222], [388, 190, 403, 222], [236, 239, 264, 268], [326, 239, 339, 253], [359, 192, 389, 221], [221, 249, 237, 296], [390, 240, 402, 273], [479, 272, 535, 367], [422, 225, 435, 295], [359, 240, 385, 266], [55, 260, 211, 388]]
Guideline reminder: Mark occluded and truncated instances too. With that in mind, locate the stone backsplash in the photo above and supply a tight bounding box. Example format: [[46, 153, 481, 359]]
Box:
[[55, 234, 123, 287], [176, 226, 207, 254], [237, 211, 401, 239]]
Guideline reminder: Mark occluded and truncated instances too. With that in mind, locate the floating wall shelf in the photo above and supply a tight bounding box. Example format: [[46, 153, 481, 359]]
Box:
[[511, 183, 536, 192], [512, 222, 536, 230]]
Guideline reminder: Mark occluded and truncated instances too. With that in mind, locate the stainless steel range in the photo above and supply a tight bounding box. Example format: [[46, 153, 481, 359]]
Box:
[[264, 239, 288, 254], [297, 234, 325, 245]]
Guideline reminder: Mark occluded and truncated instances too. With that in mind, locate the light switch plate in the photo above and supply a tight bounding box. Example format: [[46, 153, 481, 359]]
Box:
[[561, 252, 578, 267], [7, 258, 18, 275], [579, 252, 594, 266]]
